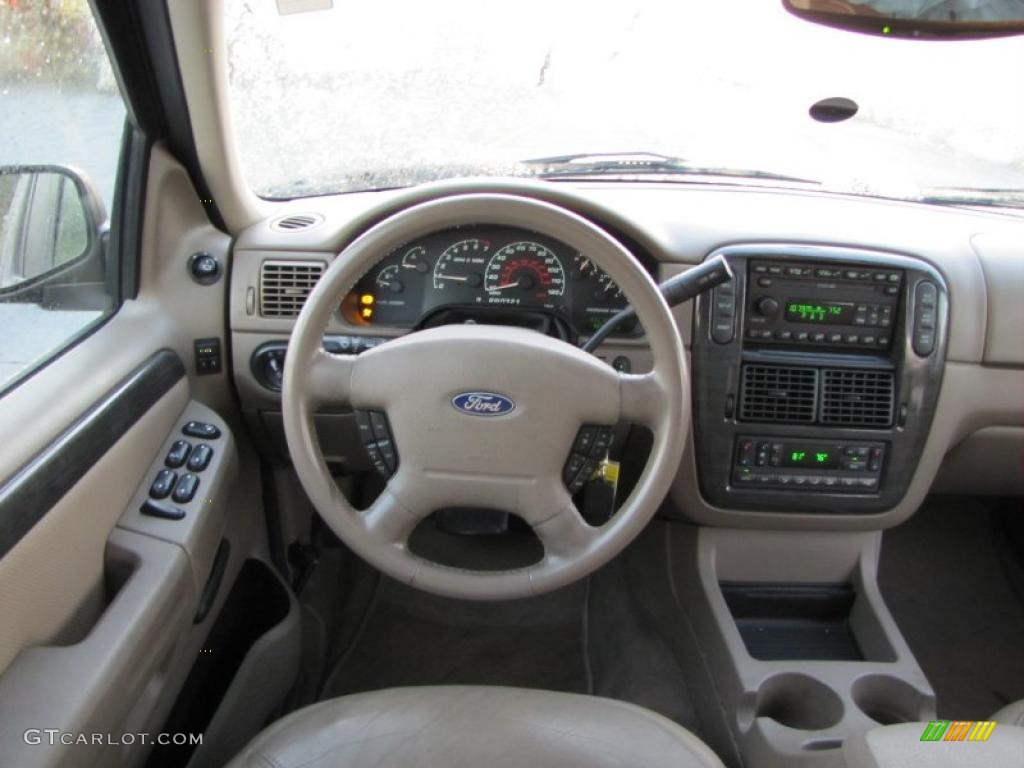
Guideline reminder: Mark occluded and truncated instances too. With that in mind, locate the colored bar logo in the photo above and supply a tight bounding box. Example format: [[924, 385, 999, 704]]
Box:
[[920, 720, 997, 742]]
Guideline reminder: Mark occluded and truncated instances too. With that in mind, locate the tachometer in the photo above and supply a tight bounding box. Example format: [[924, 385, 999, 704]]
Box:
[[433, 239, 488, 290], [484, 242, 565, 302]]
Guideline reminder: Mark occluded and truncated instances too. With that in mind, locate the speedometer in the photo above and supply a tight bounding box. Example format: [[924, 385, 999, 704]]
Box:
[[484, 242, 565, 303], [433, 238, 488, 290]]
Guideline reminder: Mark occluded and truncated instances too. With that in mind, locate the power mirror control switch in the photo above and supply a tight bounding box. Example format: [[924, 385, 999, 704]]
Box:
[[150, 469, 177, 499], [187, 444, 214, 472], [172, 473, 200, 504], [183, 421, 221, 440], [165, 440, 192, 469]]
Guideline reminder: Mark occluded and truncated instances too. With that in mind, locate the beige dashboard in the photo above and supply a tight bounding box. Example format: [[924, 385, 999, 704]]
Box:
[[228, 179, 1024, 529]]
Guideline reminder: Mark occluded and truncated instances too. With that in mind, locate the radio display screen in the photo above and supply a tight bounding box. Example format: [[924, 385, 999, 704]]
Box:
[[781, 445, 840, 469], [785, 299, 856, 324]]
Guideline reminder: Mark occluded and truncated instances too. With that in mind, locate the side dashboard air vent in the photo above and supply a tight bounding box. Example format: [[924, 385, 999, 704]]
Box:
[[821, 368, 894, 427], [260, 260, 325, 318], [270, 213, 323, 232], [739, 365, 818, 423]]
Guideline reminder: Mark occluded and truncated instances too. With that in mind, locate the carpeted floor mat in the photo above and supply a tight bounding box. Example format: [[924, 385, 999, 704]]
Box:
[[320, 575, 591, 698], [879, 496, 1024, 720]]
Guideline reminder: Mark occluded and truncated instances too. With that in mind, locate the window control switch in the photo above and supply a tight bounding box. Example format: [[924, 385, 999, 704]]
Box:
[[172, 473, 200, 503], [165, 439, 192, 469], [150, 469, 177, 499], [182, 421, 221, 439], [187, 443, 213, 472]]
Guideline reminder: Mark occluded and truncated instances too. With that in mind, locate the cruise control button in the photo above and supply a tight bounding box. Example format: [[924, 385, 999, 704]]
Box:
[[187, 443, 214, 472], [564, 453, 587, 482], [376, 439, 397, 470], [171, 473, 199, 504], [165, 440, 192, 469], [182, 421, 220, 440], [150, 469, 177, 500]]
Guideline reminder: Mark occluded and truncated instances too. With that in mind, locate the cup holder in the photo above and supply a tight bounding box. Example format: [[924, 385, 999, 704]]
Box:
[[753, 674, 844, 731], [852, 674, 931, 725]]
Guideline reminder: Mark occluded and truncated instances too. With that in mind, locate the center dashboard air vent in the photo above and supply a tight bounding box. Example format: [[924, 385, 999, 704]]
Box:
[[821, 368, 894, 427], [260, 260, 325, 318], [739, 365, 818, 423], [739, 364, 895, 428]]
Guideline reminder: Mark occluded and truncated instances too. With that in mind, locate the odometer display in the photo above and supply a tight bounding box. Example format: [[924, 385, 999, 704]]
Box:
[[785, 299, 855, 324]]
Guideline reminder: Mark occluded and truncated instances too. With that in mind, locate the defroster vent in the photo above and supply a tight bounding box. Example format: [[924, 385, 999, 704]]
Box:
[[260, 260, 325, 318], [740, 365, 818, 423], [821, 369, 894, 427]]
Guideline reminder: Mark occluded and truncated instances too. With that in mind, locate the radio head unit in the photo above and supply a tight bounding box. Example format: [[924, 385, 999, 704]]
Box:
[[744, 261, 903, 351]]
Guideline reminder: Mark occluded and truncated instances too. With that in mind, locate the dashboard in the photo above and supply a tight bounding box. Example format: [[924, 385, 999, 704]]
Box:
[[229, 179, 1024, 531], [339, 226, 641, 338]]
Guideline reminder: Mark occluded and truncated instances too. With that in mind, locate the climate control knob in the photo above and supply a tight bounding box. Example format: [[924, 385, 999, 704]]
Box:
[[755, 297, 780, 316]]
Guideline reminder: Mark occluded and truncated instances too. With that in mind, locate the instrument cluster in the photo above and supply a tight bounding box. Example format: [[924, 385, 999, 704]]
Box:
[[341, 225, 642, 338]]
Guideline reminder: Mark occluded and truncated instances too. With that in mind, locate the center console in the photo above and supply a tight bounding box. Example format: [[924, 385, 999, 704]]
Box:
[[692, 243, 948, 514]]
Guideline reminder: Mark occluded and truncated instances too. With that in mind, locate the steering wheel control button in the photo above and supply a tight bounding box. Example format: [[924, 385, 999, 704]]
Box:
[[356, 410, 398, 478], [165, 440, 192, 469], [590, 427, 614, 458], [187, 444, 214, 472], [150, 469, 178, 500], [354, 411, 376, 444], [140, 500, 186, 521], [565, 425, 615, 493], [573, 426, 597, 454], [183, 421, 221, 440], [172, 473, 200, 504]]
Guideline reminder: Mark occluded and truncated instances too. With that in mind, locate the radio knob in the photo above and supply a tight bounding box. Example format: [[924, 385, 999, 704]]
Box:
[[755, 297, 780, 317]]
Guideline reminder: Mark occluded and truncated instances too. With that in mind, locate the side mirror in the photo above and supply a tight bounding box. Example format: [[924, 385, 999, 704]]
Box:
[[782, 0, 1024, 40], [0, 165, 108, 292]]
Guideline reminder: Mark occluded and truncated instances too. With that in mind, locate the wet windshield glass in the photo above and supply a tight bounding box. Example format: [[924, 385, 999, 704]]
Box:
[[225, 0, 1024, 203]]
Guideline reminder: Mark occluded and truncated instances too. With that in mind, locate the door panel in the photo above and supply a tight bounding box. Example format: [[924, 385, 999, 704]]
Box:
[[0, 145, 243, 768]]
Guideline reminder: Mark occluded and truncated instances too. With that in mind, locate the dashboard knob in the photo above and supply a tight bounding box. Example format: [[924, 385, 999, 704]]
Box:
[[755, 297, 780, 316]]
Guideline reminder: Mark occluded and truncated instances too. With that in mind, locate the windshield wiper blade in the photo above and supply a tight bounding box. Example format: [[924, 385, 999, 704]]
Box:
[[919, 186, 1024, 209], [521, 151, 819, 185]]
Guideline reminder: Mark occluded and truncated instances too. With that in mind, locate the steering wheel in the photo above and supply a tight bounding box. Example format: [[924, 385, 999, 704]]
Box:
[[282, 191, 689, 600]]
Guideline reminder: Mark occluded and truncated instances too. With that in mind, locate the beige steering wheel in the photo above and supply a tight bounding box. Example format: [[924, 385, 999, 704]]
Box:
[[282, 191, 688, 600]]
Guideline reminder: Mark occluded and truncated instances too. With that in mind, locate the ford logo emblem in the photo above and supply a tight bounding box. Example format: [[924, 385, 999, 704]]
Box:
[[451, 392, 516, 417]]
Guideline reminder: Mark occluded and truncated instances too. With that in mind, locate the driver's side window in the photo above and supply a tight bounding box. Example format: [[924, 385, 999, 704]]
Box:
[[0, 0, 127, 394]]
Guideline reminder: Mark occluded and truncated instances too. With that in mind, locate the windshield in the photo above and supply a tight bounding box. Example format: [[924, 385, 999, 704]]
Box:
[[225, 0, 1024, 204]]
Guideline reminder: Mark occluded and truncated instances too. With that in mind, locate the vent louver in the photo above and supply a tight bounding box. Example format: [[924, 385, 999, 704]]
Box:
[[260, 260, 325, 318], [821, 369, 895, 427], [740, 365, 818, 423], [271, 213, 323, 232]]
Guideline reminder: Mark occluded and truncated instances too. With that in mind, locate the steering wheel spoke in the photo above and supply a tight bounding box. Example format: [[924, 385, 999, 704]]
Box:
[[533, 502, 600, 560], [618, 371, 664, 427], [307, 348, 357, 405], [360, 476, 429, 546]]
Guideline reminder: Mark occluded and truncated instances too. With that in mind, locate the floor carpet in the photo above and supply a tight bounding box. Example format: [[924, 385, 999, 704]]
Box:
[[879, 496, 1024, 720]]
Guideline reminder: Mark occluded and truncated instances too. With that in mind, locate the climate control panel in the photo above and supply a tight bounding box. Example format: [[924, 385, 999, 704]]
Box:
[[733, 436, 885, 492]]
